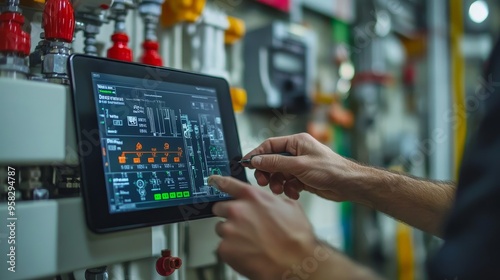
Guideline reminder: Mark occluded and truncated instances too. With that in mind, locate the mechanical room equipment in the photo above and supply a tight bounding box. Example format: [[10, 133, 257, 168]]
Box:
[[243, 21, 316, 112]]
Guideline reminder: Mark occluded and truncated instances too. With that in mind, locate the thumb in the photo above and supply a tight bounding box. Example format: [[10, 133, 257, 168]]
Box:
[[251, 154, 300, 174]]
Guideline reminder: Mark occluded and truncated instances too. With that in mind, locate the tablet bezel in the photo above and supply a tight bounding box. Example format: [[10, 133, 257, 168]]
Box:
[[68, 54, 247, 233]]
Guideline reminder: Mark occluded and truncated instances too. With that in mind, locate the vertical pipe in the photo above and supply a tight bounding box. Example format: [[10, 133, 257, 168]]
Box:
[[450, 0, 466, 178], [173, 24, 183, 69], [177, 222, 187, 280], [203, 25, 214, 73], [169, 224, 179, 280], [428, 0, 452, 180], [289, 0, 302, 23]]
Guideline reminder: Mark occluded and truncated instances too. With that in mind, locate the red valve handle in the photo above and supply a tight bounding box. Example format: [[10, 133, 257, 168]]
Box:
[[140, 40, 163, 66], [0, 12, 31, 56], [155, 250, 182, 277], [107, 33, 133, 62], [43, 0, 75, 42]]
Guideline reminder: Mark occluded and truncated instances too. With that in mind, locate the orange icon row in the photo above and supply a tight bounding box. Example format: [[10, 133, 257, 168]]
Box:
[[118, 156, 181, 164]]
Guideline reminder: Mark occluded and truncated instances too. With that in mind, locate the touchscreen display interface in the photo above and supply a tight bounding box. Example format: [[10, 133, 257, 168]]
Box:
[[91, 73, 231, 213]]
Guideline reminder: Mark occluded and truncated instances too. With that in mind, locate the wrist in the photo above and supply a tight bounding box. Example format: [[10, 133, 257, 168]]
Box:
[[340, 161, 392, 207], [285, 240, 380, 280], [276, 240, 335, 280], [269, 235, 381, 280]]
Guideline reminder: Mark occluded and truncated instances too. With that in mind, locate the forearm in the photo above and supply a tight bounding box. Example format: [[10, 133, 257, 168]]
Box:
[[308, 253, 380, 280], [288, 240, 381, 280], [321, 248, 381, 280], [345, 163, 456, 237]]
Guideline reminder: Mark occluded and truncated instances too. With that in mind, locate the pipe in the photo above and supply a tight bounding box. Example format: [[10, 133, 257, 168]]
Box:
[[427, 0, 452, 180], [450, 0, 466, 179], [168, 224, 180, 280]]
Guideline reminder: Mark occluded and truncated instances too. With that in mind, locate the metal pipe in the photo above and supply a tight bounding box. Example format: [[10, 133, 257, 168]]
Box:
[[428, 0, 452, 180], [169, 223, 179, 280], [450, 0, 466, 178]]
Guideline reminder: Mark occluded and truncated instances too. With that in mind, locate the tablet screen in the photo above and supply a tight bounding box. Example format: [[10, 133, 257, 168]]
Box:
[[91, 72, 231, 214]]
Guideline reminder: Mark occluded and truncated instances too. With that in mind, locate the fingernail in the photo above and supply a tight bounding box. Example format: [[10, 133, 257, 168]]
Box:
[[208, 176, 220, 190], [252, 156, 262, 165]]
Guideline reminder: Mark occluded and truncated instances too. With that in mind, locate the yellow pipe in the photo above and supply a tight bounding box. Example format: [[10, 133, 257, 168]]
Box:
[[396, 223, 415, 280], [450, 0, 467, 178]]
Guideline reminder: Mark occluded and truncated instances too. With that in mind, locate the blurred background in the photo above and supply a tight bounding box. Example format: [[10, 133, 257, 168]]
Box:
[[0, 0, 498, 279]]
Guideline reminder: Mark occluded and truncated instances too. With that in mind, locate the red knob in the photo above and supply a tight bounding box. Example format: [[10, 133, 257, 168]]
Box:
[[155, 250, 182, 277], [22, 30, 30, 55], [107, 33, 133, 62], [43, 0, 75, 42], [140, 40, 163, 66], [0, 12, 31, 56]]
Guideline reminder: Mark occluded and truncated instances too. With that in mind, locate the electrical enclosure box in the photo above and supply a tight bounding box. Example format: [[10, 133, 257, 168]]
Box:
[[243, 21, 315, 112]]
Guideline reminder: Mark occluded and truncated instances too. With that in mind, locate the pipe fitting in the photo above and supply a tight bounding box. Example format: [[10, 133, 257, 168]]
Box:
[[155, 249, 182, 277]]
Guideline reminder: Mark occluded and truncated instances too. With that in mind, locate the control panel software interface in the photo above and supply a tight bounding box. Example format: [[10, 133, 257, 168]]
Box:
[[91, 73, 231, 213]]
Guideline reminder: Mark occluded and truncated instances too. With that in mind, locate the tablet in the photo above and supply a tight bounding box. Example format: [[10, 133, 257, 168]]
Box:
[[68, 54, 246, 233]]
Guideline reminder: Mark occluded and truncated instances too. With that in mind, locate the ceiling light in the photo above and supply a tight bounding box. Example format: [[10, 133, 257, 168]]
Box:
[[469, 1, 489, 24]]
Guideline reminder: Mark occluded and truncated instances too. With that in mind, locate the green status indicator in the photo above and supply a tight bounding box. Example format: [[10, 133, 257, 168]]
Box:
[[162, 193, 169, 200], [154, 194, 162, 201], [183, 191, 190, 198], [99, 90, 115, 95]]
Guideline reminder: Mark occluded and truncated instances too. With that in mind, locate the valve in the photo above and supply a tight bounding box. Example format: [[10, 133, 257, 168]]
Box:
[[31, 0, 75, 84], [0, 0, 31, 78], [108, 33, 132, 61], [160, 0, 206, 28], [107, 0, 134, 61], [0, 13, 30, 55], [74, 0, 112, 56], [141, 40, 162, 66], [155, 249, 182, 277], [43, 0, 74, 43], [139, 0, 164, 66], [230, 87, 247, 113], [225, 16, 245, 45], [85, 266, 108, 280]]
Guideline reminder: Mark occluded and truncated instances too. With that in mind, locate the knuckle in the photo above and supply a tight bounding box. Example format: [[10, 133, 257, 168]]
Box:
[[226, 203, 243, 219], [265, 156, 280, 168], [293, 158, 306, 170], [212, 203, 222, 216], [267, 136, 279, 142], [298, 132, 311, 140], [216, 178, 229, 191], [218, 222, 234, 237], [262, 138, 274, 150], [301, 133, 317, 144]]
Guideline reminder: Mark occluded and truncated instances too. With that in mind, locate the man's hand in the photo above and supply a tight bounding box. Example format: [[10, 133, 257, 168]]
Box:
[[211, 175, 321, 279], [211, 175, 379, 280], [245, 133, 456, 236], [244, 133, 356, 202]]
